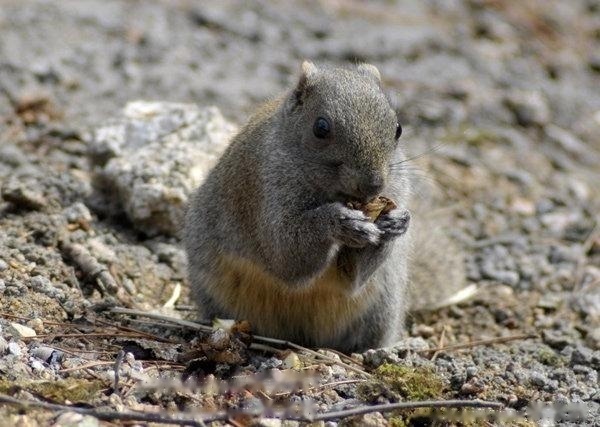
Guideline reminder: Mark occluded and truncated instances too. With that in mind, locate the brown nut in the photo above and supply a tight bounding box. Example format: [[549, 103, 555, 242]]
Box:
[[347, 196, 397, 222]]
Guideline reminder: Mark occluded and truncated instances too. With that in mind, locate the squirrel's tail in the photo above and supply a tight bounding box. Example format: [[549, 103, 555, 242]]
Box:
[[405, 176, 478, 311], [408, 216, 476, 311]]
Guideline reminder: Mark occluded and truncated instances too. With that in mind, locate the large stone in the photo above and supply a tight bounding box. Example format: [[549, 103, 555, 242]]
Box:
[[89, 101, 236, 237]]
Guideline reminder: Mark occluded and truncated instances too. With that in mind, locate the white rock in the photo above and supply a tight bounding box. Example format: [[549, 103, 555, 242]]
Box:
[[89, 101, 236, 236], [282, 351, 302, 370], [9, 322, 37, 338], [8, 341, 22, 356]]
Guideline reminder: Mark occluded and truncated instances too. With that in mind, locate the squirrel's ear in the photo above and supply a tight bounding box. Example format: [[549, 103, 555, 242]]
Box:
[[293, 60, 318, 106], [357, 63, 381, 85]]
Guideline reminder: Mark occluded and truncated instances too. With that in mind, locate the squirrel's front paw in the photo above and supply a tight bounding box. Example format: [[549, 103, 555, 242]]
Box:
[[376, 209, 411, 241], [334, 205, 382, 248]]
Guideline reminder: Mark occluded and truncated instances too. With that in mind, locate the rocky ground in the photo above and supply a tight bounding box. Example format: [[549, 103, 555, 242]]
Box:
[[0, 0, 599, 426]]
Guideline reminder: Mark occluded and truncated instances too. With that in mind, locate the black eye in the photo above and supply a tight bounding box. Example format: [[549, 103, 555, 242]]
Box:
[[395, 122, 402, 139], [313, 117, 331, 139]]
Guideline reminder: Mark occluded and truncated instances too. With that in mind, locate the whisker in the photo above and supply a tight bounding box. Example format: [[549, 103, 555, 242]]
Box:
[[389, 142, 447, 166]]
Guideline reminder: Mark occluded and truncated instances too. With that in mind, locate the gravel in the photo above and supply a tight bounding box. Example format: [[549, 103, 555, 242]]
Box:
[[0, 0, 599, 425]]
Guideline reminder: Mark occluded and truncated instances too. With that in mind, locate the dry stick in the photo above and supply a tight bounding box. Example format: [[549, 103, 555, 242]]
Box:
[[273, 379, 367, 398], [59, 361, 115, 373], [109, 307, 214, 332], [113, 350, 126, 396], [0, 312, 75, 327], [0, 311, 170, 345], [60, 242, 119, 294], [94, 318, 177, 343], [21, 332, 156, 340], [108, 307, 372, 378], [0, 393, 214, 426], [253, 335, 372, 379], [0, 392, 504, 424], [417, 333, 538, 355], [430, 325, 447, 362], [323, 347, 365, 367], [307, 399, 504, 422]]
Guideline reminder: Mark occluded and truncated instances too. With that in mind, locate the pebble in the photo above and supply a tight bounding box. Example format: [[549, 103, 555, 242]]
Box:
[[570, 345, 593, 366], [529, 370, 548, 387], [588, 328, 600, 353], [362, 348, 400, 367], [30, 359, 45, 372], [8, 341, 22, 356], [504, 90, 550, 126], [26, 318, 45, 334], [53, 412, 100, 427], [460, 380, 484, 395], [256, 419, 283, 427], [31, 346, 63, 363], [466, 366, 479, 379], [63, 201, 93, 225], [412, 324, 435, 338], [543, 330, 575, 350], [282, 352, 302, 370], [8, 322, 37, 338], [537, 293, 562, 310], [341, 412, 387, 427]]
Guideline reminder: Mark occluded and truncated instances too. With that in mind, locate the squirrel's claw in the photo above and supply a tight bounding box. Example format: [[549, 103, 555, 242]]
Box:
[[376, 209, 410, 240], [335, 206, 383, 247]]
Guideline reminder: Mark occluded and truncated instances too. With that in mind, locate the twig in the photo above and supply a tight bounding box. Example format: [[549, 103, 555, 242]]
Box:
[[431, 325, 447, 362], [252, 335, 372, 379], [323, 347, 365, 367], [0, 393, 215, 426], [108, 307, 214, 332], [249, 342, 283, 353], [94, 318, 177, 343], [0, 312, 75, 327], [113, 350, 125, 396], [22, 332, 157, 340], [273, 379, 367, 398], [163, 283, 182, 308], [307, 399, 504, 422], [60, 242, 119, 294], [59, 361, 115, 373], [108, 307, 372, 378], [174, 304, 197, 311], [417, 333, 538, 354]]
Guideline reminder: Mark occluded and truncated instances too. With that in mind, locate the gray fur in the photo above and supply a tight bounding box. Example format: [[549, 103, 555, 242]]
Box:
[[185, 62, 439, 352]]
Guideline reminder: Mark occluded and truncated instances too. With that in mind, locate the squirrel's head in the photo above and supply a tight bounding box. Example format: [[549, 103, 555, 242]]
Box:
[[281, 61, 402, 203]]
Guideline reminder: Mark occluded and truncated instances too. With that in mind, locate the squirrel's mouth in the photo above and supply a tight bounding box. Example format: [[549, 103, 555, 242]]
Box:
[[335, 191, 380, 205]]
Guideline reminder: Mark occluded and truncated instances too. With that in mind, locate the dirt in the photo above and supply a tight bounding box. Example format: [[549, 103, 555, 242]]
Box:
[[0, 1, 599, 426]]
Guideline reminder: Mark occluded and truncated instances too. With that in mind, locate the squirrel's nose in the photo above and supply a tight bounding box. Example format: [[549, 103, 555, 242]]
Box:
[[357, 175, 384, 202]]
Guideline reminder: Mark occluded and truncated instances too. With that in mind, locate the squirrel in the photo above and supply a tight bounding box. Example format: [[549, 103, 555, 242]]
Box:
[[184, 61, 467, 353]]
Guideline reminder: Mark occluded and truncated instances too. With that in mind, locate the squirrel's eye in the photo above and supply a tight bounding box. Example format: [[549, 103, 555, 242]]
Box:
[[313, 117, 331, 139], [395, 122, 402, 140]]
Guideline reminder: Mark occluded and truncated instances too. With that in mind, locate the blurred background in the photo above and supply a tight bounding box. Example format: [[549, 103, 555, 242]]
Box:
[[1, 0, 599, 131]]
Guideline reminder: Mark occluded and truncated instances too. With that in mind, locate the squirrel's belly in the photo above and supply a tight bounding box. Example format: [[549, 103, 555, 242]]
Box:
[[210, 254, 376, 344]]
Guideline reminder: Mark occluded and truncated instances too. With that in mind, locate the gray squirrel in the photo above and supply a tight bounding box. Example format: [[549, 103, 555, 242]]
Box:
[[184, 61, 466, 353]]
